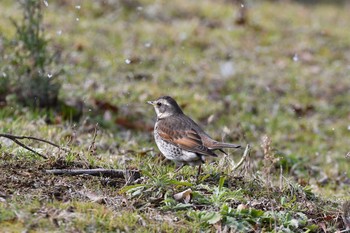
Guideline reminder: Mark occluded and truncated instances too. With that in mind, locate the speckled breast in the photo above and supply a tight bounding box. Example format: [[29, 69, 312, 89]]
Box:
[[153, 124, 202, 164], [154, 127, 182, 161]]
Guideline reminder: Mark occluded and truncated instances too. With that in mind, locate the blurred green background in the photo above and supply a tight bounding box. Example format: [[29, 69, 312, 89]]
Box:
[[0, 0, 349, 231]]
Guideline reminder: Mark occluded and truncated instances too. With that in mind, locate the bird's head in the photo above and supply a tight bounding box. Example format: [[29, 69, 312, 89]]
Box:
[[147, 96, 183, 119]]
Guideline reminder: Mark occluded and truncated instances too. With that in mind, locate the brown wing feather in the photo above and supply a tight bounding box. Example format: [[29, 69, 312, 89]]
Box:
[[157, 118, 218, 157]]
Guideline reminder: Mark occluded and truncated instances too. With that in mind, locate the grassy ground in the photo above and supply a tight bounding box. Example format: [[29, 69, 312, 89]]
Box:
[[0, 0, 350, 232]]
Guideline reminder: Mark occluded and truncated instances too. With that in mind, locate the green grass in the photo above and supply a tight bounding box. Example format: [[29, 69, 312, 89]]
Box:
[[0, 0, 350, 232]]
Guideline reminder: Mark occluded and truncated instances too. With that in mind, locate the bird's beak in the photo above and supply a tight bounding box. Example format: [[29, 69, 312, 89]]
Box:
[[147, 100, 155, 105]]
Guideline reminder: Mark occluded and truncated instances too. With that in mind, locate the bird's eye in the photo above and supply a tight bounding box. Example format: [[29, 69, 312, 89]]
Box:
[[156, 102, 162, 107]]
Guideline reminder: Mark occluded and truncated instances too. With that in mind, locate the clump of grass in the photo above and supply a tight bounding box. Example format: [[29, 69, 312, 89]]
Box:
[[2, 0, 62, 108], [261, 135, 279, 187], [120, 164, 193, 202]]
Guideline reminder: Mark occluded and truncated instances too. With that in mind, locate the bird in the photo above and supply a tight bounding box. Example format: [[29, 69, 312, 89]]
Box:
[[147, 96, 240, 177]]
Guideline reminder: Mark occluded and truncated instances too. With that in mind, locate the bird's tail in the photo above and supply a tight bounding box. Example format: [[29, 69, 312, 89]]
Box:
[[210, 141, 241, 149]]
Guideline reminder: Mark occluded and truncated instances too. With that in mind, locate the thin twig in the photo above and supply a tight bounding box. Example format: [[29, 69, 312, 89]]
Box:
[[10, 137, 47, 159], [45, 168, 141, 179], [0, 133, 69, 152], [0, 133, 70, 159], [232, 144, 250, 172]]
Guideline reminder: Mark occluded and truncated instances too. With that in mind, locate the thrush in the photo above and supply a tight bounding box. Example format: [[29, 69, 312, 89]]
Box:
[[148, 96, 240, 177]]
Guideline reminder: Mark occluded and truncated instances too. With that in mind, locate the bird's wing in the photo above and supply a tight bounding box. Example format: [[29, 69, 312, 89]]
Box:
[[157, 117, 218, 157]]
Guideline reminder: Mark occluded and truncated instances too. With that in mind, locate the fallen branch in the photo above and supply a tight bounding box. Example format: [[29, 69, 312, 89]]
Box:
[[45, 168, 141, 179], [232, 144, 250, 172], [0, 133, 70, 159]]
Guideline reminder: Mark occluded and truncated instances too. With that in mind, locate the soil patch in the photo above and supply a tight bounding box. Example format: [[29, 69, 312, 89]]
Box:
[[0, 155, 126, 203]]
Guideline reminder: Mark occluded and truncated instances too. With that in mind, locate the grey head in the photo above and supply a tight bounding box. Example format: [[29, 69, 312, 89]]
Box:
[[147, 96, 183, 119]]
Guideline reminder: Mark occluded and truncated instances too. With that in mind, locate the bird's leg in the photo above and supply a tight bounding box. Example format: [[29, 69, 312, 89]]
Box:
[[175, 163, 185, 172], [219, 149, 227, 155], [196, 164, 202, 181]]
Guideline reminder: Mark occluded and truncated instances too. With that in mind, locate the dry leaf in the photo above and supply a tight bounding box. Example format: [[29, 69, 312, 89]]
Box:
[[78, 190, 106, 204], [213, 221, 222, 232], [173, 188, 192, 204], [115, 117, 153, 132], [237, 204, 248, 211]]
